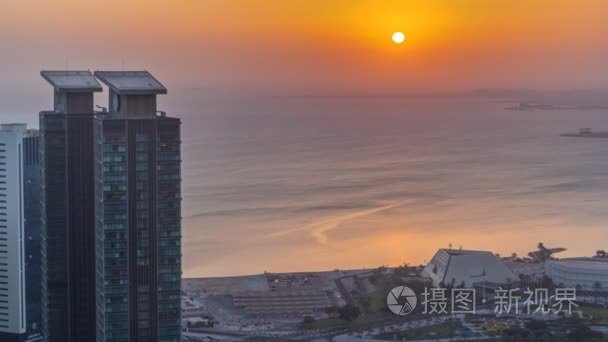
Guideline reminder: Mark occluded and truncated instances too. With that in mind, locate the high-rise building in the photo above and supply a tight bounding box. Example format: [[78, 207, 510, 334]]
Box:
[[40, 70, 102, 342], [23, 129, 43, 342], [93, 71, 182, 342], [0, 124, 43, 342]]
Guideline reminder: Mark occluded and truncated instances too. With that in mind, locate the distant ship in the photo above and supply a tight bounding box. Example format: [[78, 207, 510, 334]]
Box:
[[561, 128, 608, 138], [506, 102, 608, 111], [505, 102, 556, 111]]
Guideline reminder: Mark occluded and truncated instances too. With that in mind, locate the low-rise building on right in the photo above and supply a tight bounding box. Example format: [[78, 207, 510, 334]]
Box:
[[545, 259, 608, 293]]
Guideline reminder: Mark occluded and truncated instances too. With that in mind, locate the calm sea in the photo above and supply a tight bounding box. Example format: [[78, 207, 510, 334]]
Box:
[[174, 94, 608, 277]]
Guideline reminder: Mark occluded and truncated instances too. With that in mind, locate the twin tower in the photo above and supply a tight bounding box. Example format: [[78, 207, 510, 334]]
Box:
[[39, 71, 181, 342]]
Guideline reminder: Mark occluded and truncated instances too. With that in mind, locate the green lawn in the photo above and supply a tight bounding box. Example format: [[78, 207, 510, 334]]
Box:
[[300, 314, 381, 331], [581, 304, 608, 325], [368, 289, 389, 313], [479, 321, 507, 337], [373, 320, 458, 341], [301, 287, 394, 331], [300, 318, 349, 330]]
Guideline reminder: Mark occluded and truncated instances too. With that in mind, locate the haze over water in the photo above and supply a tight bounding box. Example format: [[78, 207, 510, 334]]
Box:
[[179, 94, 608, 277]]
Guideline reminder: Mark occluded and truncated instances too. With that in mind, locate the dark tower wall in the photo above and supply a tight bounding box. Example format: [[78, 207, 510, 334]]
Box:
[[94, 71, 180, 342], [65, 115, 97, 342], [94, 114, 182, 342], [54, 91, 95, 114], [40, 70, 101, 342], [40, 112, 97, 342], [109, 90, 157, 117], [23, 133, 44, 342], [40, 112, 69, 342]]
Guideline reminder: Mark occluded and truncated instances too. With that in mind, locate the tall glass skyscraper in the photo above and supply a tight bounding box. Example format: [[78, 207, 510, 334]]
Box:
[[23, 130, 44, 342], [93, 71, 182, 342], [39, 71, 102, 342], [0, 124, 43, 342]]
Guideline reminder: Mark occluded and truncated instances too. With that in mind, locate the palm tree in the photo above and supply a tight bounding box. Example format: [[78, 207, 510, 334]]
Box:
[[594, 282, 602, 304]]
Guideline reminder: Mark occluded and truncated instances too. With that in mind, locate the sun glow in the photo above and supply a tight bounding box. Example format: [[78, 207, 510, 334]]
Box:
[[392, 31, 405, 44]]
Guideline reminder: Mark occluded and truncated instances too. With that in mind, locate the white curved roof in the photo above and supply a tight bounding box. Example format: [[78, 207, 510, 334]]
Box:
[[547, 260, 608, 272]]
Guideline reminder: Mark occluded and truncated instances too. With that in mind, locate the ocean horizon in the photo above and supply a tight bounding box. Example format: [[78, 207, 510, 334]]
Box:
[[176, 94, 608, 277]]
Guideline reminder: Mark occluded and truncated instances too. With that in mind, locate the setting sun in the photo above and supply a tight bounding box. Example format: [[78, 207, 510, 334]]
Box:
[[392, 31, 405, 44]]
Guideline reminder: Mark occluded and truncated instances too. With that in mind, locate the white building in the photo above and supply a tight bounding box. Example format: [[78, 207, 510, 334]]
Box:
[[506, 261, 545, 289], [422, 249, 518, 288], [545, 259, 608, 292], [0, 124, 28, 336]]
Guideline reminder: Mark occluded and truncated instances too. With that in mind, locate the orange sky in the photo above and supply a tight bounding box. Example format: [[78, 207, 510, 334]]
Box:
[[1, 0, 607, 92]]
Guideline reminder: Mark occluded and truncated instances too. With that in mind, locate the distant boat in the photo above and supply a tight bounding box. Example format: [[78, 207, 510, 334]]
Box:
[[561, 128, 608, 138], [505, 102, 556, 111], [506, 102, 608, 111]]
